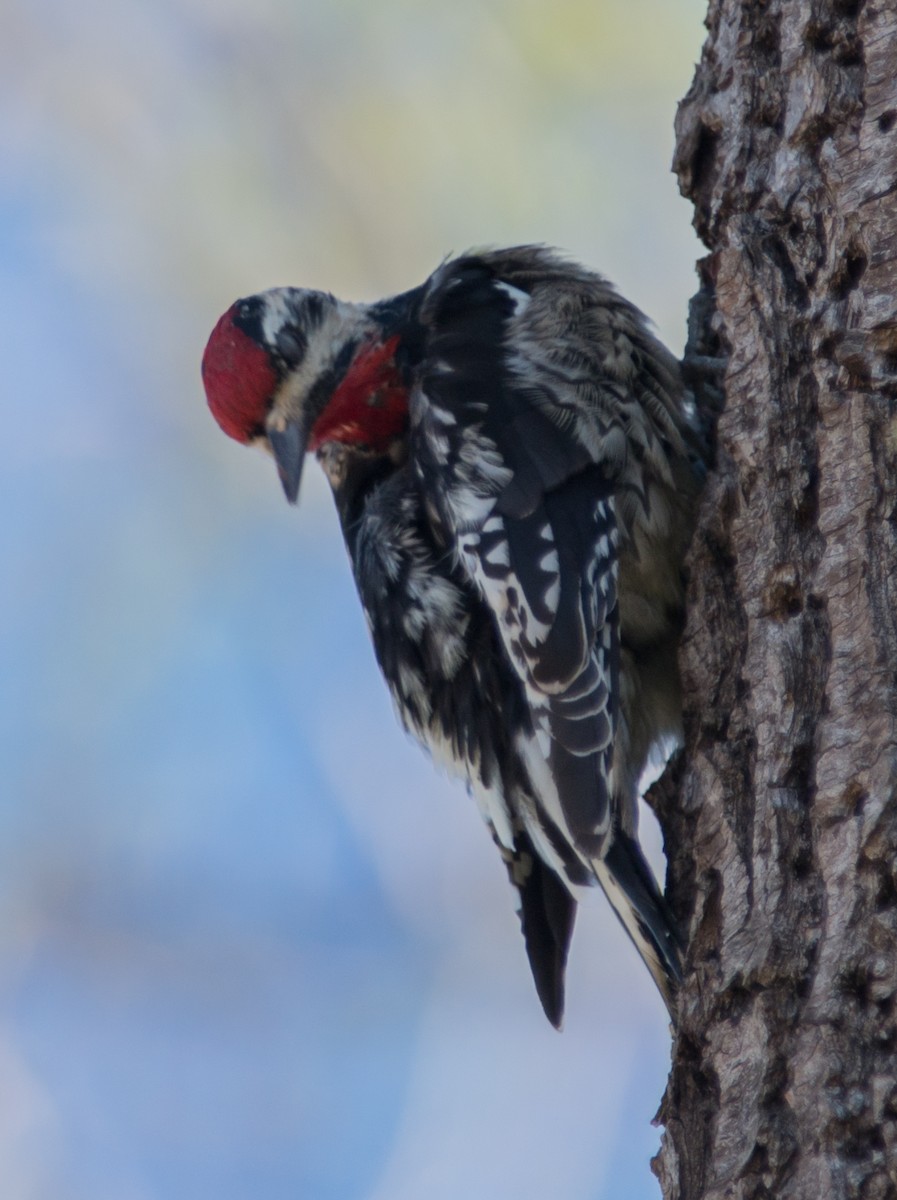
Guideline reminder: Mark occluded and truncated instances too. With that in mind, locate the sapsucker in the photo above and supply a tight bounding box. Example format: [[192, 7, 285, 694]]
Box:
[[202, 246, 705, 1028]]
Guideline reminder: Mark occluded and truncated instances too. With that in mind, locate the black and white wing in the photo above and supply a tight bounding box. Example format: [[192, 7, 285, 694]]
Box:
[[409, 249, 682, 1012], [412, 253, 621, 859]]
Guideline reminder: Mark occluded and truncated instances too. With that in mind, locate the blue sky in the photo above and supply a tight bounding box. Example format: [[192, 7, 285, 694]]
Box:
[[1, 1, 705, 1195]]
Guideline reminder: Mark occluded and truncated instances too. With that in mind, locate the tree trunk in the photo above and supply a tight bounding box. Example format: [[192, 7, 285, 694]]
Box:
[[652, 2, 897, 1197]]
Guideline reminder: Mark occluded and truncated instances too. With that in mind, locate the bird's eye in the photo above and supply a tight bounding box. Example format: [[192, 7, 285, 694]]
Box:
[[277, 328, 307, 364], [236, 300, 253, 321]]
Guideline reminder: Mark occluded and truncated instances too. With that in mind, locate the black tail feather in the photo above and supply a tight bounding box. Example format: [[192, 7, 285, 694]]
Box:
[[515, 851, 577, 1030], [597, 831, 684, 1016]]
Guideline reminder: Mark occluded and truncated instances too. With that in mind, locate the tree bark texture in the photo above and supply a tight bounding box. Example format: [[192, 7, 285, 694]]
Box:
[[654, 2, 897, 1197]]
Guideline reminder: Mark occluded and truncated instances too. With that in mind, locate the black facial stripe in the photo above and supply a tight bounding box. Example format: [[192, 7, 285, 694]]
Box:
[[303, 337, 360, 424]]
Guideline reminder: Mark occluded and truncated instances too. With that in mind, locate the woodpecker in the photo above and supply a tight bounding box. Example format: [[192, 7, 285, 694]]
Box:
[[202, 247, 704, 1028]]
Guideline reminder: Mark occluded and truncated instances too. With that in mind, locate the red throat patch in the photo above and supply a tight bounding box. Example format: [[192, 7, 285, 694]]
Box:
[[202, 306, 278, 443], [308, 335, 409, 453]]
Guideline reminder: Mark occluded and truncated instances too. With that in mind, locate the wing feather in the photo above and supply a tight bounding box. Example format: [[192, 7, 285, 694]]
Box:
[[411, 252, 622, 858]]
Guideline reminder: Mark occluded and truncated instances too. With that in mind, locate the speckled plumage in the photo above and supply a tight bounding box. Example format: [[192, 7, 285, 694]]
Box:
[[203, 246, 706, 1027]]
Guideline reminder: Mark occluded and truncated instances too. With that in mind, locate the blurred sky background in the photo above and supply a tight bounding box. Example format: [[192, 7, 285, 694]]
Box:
[[1, 1, 708, 1197]]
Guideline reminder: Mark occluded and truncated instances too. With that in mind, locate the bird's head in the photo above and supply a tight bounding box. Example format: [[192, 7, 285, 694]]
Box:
[[201, 288, 410, 502]]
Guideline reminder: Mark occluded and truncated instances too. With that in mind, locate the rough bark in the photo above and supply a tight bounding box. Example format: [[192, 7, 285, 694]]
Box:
[[652, 2, 897, 1197]]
